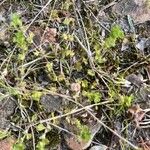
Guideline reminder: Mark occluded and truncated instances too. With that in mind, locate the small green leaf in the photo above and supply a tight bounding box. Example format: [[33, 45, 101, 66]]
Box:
[[104, 37, 116, 48], [0, 130, 8, 139], [67, 34, 74, 41], [26, 133, 32, 140], [31, 91, 42, 101], [36, 138, 49, 150], [36, 124, 46, 131], [120, 94, 134, 108], [13, 142, 25, 150], [11, 13, 22, 28], [27, 32, 34, 44], [83, 91, 101, 103], [18, 53, 25, 61], [64, 49, 74, 57], [79, 125, 91, 142], [13, 31, 27, 50], [63, 17, 74, 25], [104, 24, 124, 49], [51, 10, 59, 19], [62, 33, 68, 40], [46, 62, 53, 72], [62, 33, 74, 41], [81, 80, 88, 88], [75, 120, 91, 142], [87, 69, 95, 76], [31, 114, 38, 122], [110, 25, 124, 39]]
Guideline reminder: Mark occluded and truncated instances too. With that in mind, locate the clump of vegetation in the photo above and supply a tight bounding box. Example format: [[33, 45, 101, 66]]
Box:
[[0, 0, 149, 150], [104, 24, 124, 49]]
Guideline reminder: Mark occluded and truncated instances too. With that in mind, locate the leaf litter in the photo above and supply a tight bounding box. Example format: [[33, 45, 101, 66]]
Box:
[[0, 0, 150, 149]]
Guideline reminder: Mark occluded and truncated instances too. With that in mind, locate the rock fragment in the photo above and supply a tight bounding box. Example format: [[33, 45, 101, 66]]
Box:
[[113, 0, 150, 24]]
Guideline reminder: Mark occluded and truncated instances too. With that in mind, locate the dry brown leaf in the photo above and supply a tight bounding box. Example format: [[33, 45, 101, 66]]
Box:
[[139, 137, 150, 150], [28, 26, 57, 45], [0, 137, 16, 150], [71, 83, 81, 92], [43, 28, 57, 43], [66, 136, 85, 150], [128, 105, 145, 126], [128, 105, 142, 115]]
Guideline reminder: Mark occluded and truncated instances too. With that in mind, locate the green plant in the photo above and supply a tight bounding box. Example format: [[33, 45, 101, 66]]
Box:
[[0, 1, 145, 149], [13, 31, 27, 52], [76, 120, 91, 142], [104, 24, 124, 49], [11, 13, 27, 51], [36, 134, 49, 150], [119, 94, 134, 109], [10, 13, 22, 28], [0, 130, 9, 140], [13, 139, 25, 150], [10, 13, 33, 61], [83, 90, 101, 104], [31, 91, 43, 102], [108, 82, 134, 114]]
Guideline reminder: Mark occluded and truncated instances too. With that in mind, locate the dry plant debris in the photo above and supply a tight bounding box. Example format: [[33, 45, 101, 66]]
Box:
[[0, 137, 16, 150], [28, 26, 57, 45], [128, 104, 145, 127], [138, 137, 150, 150], [71, 82, 81, 92], [0, 0, 149, 149]]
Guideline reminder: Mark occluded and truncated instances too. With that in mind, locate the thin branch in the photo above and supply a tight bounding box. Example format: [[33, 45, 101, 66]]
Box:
[[0, 0, 7, 6], [28, 101, 109, 127]]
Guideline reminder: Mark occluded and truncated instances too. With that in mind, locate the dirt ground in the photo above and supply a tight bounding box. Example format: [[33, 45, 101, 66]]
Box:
[[0, 0, 150, 150]]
